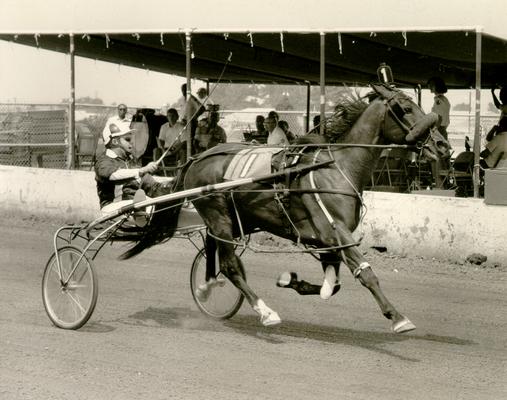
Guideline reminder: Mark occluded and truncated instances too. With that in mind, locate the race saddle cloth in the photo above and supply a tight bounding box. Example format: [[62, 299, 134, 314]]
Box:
[[224, 147, 284, 180]]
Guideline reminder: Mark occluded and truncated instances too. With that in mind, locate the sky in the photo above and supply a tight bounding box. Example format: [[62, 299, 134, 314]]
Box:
[[0, 40, 186, 108]]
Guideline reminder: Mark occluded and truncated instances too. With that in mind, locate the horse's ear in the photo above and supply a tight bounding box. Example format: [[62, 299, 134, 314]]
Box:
[[369, 82, 393, 99]]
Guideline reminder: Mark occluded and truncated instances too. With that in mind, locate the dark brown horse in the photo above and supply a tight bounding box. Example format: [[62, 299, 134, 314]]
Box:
[[123, 83, 446, 333]]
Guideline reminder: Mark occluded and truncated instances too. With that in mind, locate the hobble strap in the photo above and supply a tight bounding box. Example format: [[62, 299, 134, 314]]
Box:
[[353, 261, 371, 278]]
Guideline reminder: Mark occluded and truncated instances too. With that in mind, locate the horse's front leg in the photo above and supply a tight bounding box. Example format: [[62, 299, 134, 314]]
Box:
[[276, 251, 342, 299], [336, 226, 415, 333], [319, 252, 342, 299]]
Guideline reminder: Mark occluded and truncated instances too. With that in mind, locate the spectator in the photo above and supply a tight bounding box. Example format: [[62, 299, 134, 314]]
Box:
[[427, 77, 450, 141], [158, 108, 188, 165], [268, 110, 280, 123], [181, 83, 205, 153], [134, 108, 168, 167], [278, 120, 296, 144], [194, 111, 227, 152], [308, 114, 321, 134], [313, 115, 321, 129], [102, 104, 132, 143], [480, 130, 507, 169], [487, 86, 507, 141], [196, 87, 213, 105], [255, 115, 267, 136], [264, 116, 289, 146], [465, 136, 471, 152]]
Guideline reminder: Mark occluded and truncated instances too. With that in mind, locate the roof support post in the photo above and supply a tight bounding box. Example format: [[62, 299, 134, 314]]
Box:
[[67, 33, 76, 169], [319, 32, 326, 136], [473, 27, 482, 198], [185, 31, 192, 161], [306, 81, 311, 133]]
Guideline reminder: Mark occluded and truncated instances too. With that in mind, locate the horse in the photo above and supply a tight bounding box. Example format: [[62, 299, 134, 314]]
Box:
[[121, 83, 446, 334]]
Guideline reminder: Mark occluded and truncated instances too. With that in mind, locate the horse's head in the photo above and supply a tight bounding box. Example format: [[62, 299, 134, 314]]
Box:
[[370, 83, 449, 160]]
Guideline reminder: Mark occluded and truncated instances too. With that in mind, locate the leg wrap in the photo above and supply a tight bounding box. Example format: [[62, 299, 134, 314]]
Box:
[[353, 262, 371, 278]]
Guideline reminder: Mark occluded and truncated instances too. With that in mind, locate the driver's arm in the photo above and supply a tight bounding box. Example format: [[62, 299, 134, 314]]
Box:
[[110, 163, 158, 180]]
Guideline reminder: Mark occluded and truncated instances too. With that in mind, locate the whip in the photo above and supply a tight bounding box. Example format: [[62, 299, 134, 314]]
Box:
[[154, 52, 233, 165]]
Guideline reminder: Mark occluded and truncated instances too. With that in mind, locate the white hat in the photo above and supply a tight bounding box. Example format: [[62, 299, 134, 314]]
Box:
[[105, 123, 134, 145]]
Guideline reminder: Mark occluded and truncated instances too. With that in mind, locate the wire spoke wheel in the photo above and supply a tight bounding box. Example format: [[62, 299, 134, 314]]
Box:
[[190, 248, 244, 320], [42, 245, 98, 329]]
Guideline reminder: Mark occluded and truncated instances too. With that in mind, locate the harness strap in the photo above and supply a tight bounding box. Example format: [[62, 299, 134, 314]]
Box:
[[309, 149, 336, 227]]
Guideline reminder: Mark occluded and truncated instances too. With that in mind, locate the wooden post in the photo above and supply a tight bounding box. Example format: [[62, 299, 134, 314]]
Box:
[[473, 28, 482, 198], [306, 81, 311, 133], [319, 32, 326, 136], [185, 31, 192, 161], [68, 33, 76, 169]]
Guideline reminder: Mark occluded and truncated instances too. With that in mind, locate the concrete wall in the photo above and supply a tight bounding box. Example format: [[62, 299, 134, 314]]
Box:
[[0, 165, 98, 221], [1, 166, 505, 264], [360, 191, 506, 264]]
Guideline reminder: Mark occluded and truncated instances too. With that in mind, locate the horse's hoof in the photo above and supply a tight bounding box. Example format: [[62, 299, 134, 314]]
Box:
[[195, 284, 210, 302], [392, 317, 416, 334], [320, 265, 339, 300], [320, 281, 340, 300], [261, 312, 282, 326], [276, 272, 297, 288]]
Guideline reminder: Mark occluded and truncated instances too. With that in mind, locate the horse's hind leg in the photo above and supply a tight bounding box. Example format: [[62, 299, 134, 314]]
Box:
[[218, 241, 281, 326], [195, 197, 281, 326], [335, 225, 415, 333], [194, 235, 222, 303]]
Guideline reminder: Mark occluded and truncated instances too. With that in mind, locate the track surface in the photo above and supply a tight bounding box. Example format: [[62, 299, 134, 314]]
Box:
[[1, 215, 506, 400]]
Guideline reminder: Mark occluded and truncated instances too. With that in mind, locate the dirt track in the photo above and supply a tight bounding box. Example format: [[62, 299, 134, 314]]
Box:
[[1, 215, 506, 400]]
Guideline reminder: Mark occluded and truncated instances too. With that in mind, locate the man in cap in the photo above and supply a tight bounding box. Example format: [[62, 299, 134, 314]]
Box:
[[101, 104, 132, 144], [95, 123, 163, 214]]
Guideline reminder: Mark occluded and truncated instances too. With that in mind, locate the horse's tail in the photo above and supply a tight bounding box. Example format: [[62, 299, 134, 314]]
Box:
[[119, 162, 191, 260]]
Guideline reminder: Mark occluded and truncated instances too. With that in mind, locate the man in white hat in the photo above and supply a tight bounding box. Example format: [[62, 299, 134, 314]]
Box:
[[95, 123, 161, 214]]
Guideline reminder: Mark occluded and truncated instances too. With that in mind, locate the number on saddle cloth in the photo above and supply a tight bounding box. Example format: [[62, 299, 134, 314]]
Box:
[[223, 147, 284, 180]]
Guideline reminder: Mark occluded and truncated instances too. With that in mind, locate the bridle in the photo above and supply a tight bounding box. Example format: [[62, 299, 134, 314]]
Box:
[[370, 83, 417, 137]]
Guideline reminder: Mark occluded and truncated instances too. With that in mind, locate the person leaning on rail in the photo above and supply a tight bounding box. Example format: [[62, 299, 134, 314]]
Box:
[[95, 123, 169, 218]]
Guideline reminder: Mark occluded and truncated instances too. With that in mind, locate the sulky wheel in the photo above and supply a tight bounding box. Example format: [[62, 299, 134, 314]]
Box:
[[190, 247, 245, 320], [42, 245, 98, 329]]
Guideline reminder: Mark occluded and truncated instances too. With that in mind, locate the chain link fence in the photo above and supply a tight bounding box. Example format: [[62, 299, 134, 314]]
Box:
[[0, 103, 131, 168], [0, 102, 501, 169]]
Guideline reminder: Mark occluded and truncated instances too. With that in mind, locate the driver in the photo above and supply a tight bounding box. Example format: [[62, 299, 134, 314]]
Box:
[[95, 123, 169, 216]]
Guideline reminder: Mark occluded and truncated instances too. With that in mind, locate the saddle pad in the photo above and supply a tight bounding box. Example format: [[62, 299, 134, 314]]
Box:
[[224, 147, 283, 180]]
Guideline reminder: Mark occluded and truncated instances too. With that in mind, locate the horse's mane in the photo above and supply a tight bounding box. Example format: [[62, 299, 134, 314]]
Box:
[[324, 90, 369, 141]]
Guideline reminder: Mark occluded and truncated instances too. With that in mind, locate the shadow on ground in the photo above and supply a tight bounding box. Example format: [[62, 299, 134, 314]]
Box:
[[124, 305, 475, 362]]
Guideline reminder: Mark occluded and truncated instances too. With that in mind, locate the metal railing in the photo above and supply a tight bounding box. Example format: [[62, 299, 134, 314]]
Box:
[[0, 102, 501, 169]]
